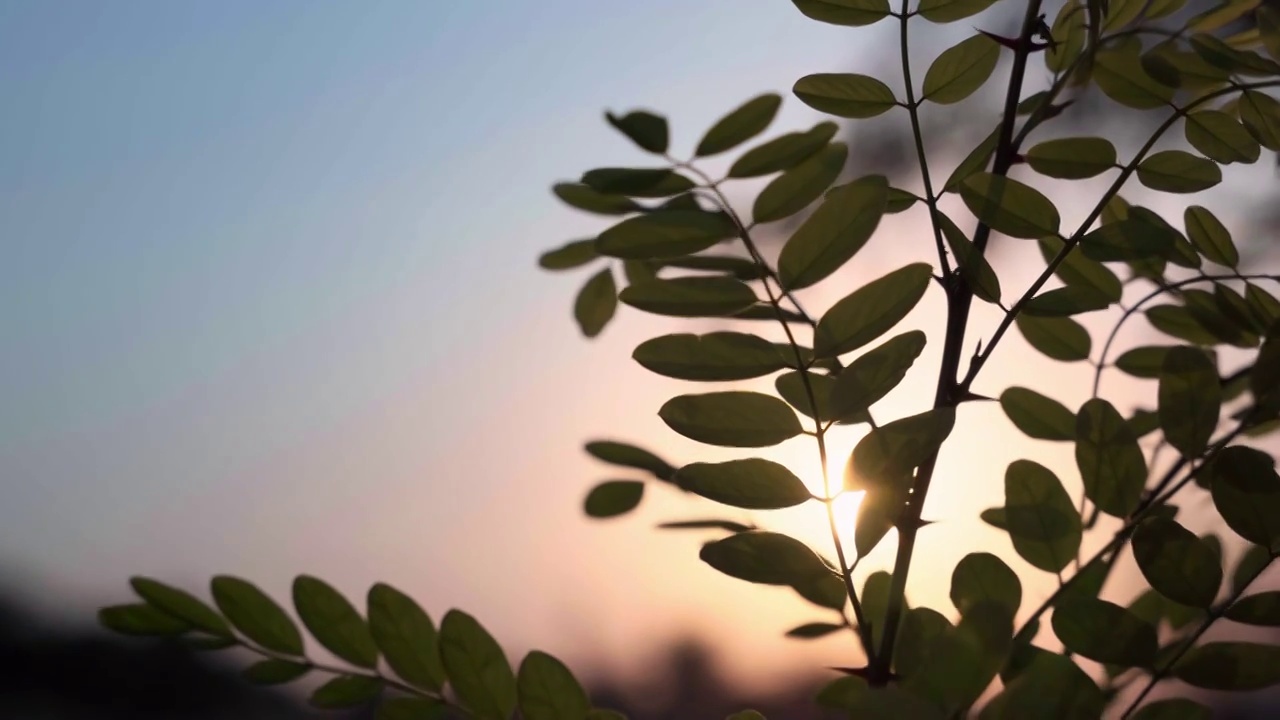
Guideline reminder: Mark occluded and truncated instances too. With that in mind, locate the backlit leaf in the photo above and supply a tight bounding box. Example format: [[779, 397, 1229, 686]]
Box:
[[584, 440, 674, 480], [1004, 460, 1081, 572], [1184, 205, 1238, 267], [754, 143, 848, 223], [1158, 346, 1221, 456], [1210, 446, 1280, 552], [1026, 137, 1117, 179], [1175, 642, 1280, 690], [1094, 51, 1176, 109], [633, 332, 785, 381], [659, 391, 803, 447], [1038, 236, 1122, 302], [960, 173, 1060, 239], [583, 481, 644, 518], [981, 652, 1104, 720], [1017, 315, 1091, 361], [1225, 591, 1280, 625], [923, 35, 1000, 104], [310, 676, 382, 709], [619, 276, 756, 317], [729, 122, 839, 178], [951, 552, 1021, 615], [1115, 346, 1173, 378], [944, 126, 997, 192], [1185, 110, 1261, 164], [581, 168, 694, 198], [792, 74, 897, 118], [829, 331, 927, 420], [1240, 91, 1280, 150], [1075, 398, 1146, 517], [699, 531, 833, 586], [1000, 388, 1075, 441], [605, 110, 668, 154], [551, 183, 640, 216], [778, 175, 888, 289], [786, 622, 843, 638], [696, 94, 782, 157], [99, 603, 190, 637], [293, 576, 379, 669], [1146, 304, 1218, 345], [815, 263, 933, 358], [211, 576, 304, 656], [1137, 150, 1222, 193], [597, 211, 736, 260], [368, 583, 445, 691], [918, 0, 999, 23], [1051, 596, 1156, 666], [1080, 215, 1178, 261], [1133, 517, 1222, 608], [792, 0, 892, 26], [539, 239, 599, 270], [574, 269, 616, 337], [518, 651, 590, 720], [676, 458, 811, 509], [440, 610, 517, 720], [846, 407, 955, 488], [130, 577, 230, 638], [939, 214, 1001, 303], [1023, 285, 1112, 317]]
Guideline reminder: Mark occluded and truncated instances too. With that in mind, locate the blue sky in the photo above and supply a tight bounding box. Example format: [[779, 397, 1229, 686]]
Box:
[[3, 0, 1274, 693]]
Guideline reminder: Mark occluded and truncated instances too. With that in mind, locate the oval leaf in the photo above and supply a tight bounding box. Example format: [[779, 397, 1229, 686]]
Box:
[[699, 530, 832, 586], [960, 173, 1060, 239], [815, 263, 933, 358], [659, 391, 803, 447], [676, 458, 811, 509], [696, 94, 783, 157], [951, 552, 1022, 615], [518, 650, 591, 720], [1017, 314, 1091, 362], [1051, 596, 1157, 667], [619, 276, 756, 318], [923, 35, 1000, 105], [574, 268, 617, 338], [1075, 398, 1146, 517], [778, 175, 888, 289], [793, 74, 897, 118], [1157, 346, 1221, 456], [1000, 388, 1075, 441], [792, 0, 892, 26], [1026, 137, 1117, 179], [753, 143, 848, 223], [368, 583, 445, 691], [829, 331, 927, 420], [440, 610, 517, 720], [633, 332, 785, 381], [729, 122, 839, 178], [597, 211, 736, 260], [211, 576, 304, 656], [310, 675, 383, 709], [583, 481, 644, 518], [293, 576, 379, 669], [1175, 642, 1280, 690], [1133, 517, 1222, 608], [130, 577, 230, 638], [1137, 150, 1222, 193], [605, 110, 668, 154], [1003, 460, 1082, 573]]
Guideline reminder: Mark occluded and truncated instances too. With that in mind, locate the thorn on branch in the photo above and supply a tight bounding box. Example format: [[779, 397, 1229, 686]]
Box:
[[978, 28, 1054, 53]]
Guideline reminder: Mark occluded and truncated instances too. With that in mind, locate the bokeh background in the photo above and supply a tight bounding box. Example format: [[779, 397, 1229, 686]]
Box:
[[2, 1, 1279, 717]]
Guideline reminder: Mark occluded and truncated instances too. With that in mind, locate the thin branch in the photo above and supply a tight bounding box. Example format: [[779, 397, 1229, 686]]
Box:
[[898, 3, 952, 276]]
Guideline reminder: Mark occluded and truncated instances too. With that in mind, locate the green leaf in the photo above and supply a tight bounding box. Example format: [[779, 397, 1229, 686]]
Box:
[[923, 35, 1000, 105], [778, 175, 888, 289], [1080, 214, 1178, 262], [960, 173, 1060, 239], [659, 391, 802, 447], [1133, 517, 1222, 608], [292, 576, 379, 669], [242, 659, 309, 685], [1004, 460, 1082, 573], [517, 651, 590, 720], [1051, 597, 1156, 667], [130, 577, 230, 638], [99, 603, 190, 637], [793, 0, 892, 25], [1225, 591, 1280, 625], [815, 263, 933, 358], [584, 440, 673, 480], [1075, 398, 1146, 517], [1175, 642, 1280, 690], [896, 607, 952, 679], [1038, 236, 1122, 303], [583, 481, 644, 518], [1158, 347, 1221, 456], [310, 675, 383, 709], [906, 602, 1014, 714], [980, 652, 1104, 720], [729, 121, 839, 178], [696, 93, 782, 157], [1137, 150, 1221, 193], [753, 143, 848, 223], [1183, 205, 1238, 267], [699, 531, 834, 587], [1131, 698, 1213, 720], [440, 610, 517, 720], [551, 183, 640, 216], [1185, 110, 1261, 164], [597, 211, 736, 260], [574, 268, 616, 338], [1094, 50, 1176, 109], [775, 370, 841, 423], [854, 484, 907, 556], [378, 698, 448, 720], [917, 0, 998, 23], [619, 276, 756, 318], [367, 583, 445, 692], [210, 576, 304, 656], [1022, 285, 1112, 317], [1016, 315, 1091, 362], [633, 332, 785, 382], [1115, 346, 1174, 378], [846, 408, 955, 488], [1026, 137, 1117, 179], [792, 74, 897, 118], [951, 552, 1022, 615], [580, 168, 694, 198], [829, 331, 927, 420], [939, 213, 1002, 303], [622, 259, 658, 286], [944, 126, 997, 192], [1188, 33, 1280, 75], [605, 110, 668, 154], [1246, 283, 1280, 327], [1000, 388, 1076, 441], [1234, 544, 1272, 594], [1189, 0, 1263, 32], [1261, 6, 1280, 61], [1146, 304, 1219, 346], [675, 458, 811, 509], [539, 239, 599, 271], [1045, 1, 1086, 73], [785, 621, 843, 638], [1240, 91, 1280, 151], [1209, 446, 1280, 552], [661, 254, 763, 280]]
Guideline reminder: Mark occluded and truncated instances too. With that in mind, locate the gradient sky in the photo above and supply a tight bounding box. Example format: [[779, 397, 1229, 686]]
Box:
[[3, 0, 1276, 697]]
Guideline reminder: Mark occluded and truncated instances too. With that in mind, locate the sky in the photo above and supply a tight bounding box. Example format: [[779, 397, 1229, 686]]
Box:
[[2, 0, 1277, 698]]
